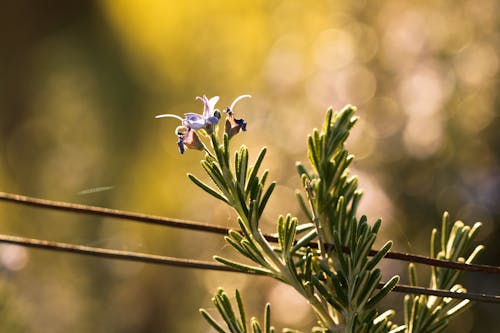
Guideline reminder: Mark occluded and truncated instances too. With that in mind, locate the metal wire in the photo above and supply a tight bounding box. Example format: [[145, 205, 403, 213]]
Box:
[[0, 234, 498, 304], [1, 191, 498, 274]]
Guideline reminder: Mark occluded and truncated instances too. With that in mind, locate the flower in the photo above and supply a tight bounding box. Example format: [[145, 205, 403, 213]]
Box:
[[225, 94, 251, 139], [186, 95, 221, 133], [155, 94, 250, 153], [156, 113, 199, 154], [175, 126, 204, 154], [156, 95, 221, 154], [156, 95, 221, 132]]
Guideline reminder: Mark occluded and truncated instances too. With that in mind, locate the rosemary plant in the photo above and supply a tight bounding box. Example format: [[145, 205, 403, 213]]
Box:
[[404, 213, 483, 332], [156, 95, 484, 333]]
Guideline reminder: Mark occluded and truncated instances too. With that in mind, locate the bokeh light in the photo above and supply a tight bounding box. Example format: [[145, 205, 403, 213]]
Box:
[[0, 0, 498, 332]]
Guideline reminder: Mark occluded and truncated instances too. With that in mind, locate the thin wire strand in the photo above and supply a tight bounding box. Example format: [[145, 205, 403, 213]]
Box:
[[0, 192, 229, 235], [0, 234, 498, 304], [1, 192, 498, 274]]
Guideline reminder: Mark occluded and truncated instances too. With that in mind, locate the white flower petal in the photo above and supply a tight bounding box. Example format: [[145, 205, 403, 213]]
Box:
[[155, 114, 185, 122], [208, 96, 220, 111], [230, 94, 251, 111], [196, 95, 211, 118]]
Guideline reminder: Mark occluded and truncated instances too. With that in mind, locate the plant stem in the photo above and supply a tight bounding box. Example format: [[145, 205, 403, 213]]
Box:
[[304, 180, 326, 258]]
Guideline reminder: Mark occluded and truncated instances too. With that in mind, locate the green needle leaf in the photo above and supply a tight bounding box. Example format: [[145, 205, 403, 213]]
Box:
[[366, 241, 392, 271], [291, 228, 317, 254], [188, 173, 229, 203], [199, 309, 227, 333], [466, 245, 484, 264], [257, 182, 276, 219], [235, 289, 247, 332], [366, 276, 399, 309], [264, 303, 272, 333], [246, 147, 267, 190], [251, 317, 262, 333], [388, 326, 407, 333], [214, 256, 273, 276], [311, 275, 344, 312]]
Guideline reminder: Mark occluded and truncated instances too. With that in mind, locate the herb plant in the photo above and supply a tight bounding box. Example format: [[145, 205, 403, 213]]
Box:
[[156, 95, 484, 333]]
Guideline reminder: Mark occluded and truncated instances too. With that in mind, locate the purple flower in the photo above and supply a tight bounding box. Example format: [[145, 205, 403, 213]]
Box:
[[175, 126, 204, 154], [156, 94, 250, 153], [157, 95, 221, 132], [225, 94, 250, 139], [156, 95, 221, 153], [185, 95, 221, 133]]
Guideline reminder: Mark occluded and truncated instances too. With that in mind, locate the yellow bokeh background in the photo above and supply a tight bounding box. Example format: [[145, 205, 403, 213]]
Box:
[[0, 0, 498, 332]]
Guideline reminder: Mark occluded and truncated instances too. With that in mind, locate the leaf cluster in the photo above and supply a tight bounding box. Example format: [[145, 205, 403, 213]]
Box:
[[294, 106, 402, 332], [404, 213, 483, 332], [200, 289, 275, 333], [188, 104, 485, 333]]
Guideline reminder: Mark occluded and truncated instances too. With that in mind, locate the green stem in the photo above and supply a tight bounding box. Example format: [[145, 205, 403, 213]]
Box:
[[280, 267, 339, 330], [304, 180, 326, 258]]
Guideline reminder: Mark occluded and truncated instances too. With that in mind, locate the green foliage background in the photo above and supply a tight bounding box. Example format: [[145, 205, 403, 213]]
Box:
[[0, 1, 498, 332]]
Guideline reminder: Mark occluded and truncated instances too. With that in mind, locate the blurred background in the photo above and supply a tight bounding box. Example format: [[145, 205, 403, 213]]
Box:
[[0, 0, 498, 332]]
